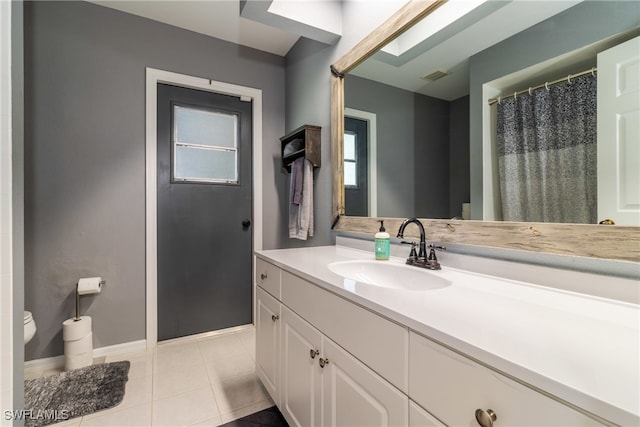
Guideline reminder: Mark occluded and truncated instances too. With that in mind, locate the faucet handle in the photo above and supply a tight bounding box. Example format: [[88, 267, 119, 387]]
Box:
[[429, 244, 446, 251], [401, 241, 418, 262]]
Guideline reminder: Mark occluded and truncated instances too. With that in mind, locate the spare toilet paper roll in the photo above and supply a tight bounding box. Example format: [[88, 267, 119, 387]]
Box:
[[63, 316, 92, 341], [77, 277, 103, 295], [65, 351, 93, 371], [64, 332, 93, 355]]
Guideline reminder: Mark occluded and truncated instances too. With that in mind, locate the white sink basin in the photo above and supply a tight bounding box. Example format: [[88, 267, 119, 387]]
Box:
[[328, 260, 451, 291]]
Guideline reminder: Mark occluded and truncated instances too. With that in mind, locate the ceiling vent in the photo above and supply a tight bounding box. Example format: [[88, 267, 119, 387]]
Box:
[[421, 69, 449, 82]]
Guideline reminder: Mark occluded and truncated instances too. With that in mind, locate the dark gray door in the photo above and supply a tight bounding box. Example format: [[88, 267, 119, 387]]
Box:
[[157, 83, 252, 341], [344, 117, 368, 216]]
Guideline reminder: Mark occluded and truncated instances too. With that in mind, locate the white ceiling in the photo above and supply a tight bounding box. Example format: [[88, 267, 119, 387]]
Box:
[[88, 0, 334, 56], [351, 0, 583, 101]]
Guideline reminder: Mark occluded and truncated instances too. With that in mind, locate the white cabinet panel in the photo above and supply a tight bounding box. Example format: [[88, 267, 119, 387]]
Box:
[[409, 400, 445, 427], [256, 286, 280, 405], [281, 306, 323, 427], [322, 338, 408, 427], [281, 270, 408, 393], [409, 332, 601, 426], [256, 258, 281, 298]]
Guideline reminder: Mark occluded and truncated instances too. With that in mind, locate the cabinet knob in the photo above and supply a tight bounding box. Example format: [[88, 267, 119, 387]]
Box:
[[271, 314, 279, 322], [309, 349, 319, 359], [319, 357, 329, 368], [260, 273, 268, 281], [475, 409, 497, 427]]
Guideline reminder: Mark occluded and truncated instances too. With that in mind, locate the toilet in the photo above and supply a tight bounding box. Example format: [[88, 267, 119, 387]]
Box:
[[24, 311, 36, 344]]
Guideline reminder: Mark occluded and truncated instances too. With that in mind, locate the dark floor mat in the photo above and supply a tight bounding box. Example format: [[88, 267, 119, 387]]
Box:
[[220, 406, 288, 427]]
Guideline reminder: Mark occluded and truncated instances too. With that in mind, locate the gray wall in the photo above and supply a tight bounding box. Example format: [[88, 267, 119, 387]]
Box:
[[283, 37, 337, 247], [345, 74, 466, 219], [469, 1, 640, 219], [283, 2, 400, 246], [449, 95, 470, 218], [24, 1, 286, 360], [345, 74, 416, 217], [413, 93, 450, 218]]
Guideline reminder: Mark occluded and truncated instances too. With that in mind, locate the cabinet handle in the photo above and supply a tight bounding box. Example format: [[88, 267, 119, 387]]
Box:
[[309, 349, 319, 359], [271, 314, 279, 322], [319, 357, 329, 368], [260, 273, 268, 281], [475, 409, 497, 427]]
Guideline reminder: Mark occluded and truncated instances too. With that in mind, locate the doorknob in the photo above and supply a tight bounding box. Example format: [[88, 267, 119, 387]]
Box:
[[242, 219, 251, 227]]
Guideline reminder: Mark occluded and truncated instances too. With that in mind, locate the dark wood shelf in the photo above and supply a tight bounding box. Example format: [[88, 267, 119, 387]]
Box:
[[280, 124, 321, 173]]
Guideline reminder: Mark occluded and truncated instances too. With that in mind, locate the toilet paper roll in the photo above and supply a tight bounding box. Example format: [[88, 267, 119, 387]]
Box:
[[78, 277, 103, 295], [65, 351, 93, 371], [63, 316, 92, 341], [64, 332, 93, 355]]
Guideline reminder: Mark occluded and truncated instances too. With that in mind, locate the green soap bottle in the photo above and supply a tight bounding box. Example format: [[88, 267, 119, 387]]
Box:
[[375, 220, 390, 260]]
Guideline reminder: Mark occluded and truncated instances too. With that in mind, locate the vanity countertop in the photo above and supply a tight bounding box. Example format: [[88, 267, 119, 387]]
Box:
[[255, 245, 639, 426]]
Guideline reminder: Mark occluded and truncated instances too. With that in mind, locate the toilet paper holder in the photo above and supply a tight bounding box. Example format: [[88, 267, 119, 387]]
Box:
[[75, 278, 106, 321]]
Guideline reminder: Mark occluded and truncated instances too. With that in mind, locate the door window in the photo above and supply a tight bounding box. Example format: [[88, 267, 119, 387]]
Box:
[[172, 104, 239, 183]]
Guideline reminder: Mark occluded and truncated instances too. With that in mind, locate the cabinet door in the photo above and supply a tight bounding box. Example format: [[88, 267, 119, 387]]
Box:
[[409, 401, 445, 427], [281, 306, 323, 427], [256, 286, 281, 405], [322, 338, 408, 427]]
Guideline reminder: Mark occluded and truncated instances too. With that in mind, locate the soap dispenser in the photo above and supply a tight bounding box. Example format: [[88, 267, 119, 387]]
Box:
[[375, 220, 390, 260]]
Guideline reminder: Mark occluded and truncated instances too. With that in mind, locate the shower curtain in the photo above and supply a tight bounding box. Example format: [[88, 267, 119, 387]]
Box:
[[496, 74, 597, 223]]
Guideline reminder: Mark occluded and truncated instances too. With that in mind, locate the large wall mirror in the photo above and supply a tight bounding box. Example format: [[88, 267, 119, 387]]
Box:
[[331, 0, 640, 262]]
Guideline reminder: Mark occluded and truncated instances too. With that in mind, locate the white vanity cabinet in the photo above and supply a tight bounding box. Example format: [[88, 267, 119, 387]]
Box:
[[409, 332, 602, 426], [256, 286, 281, 405], [280, 305, 323, 427], [256, 260, 409, 427], [409, 400, 446, 427], [280, 300, 408, 427], [255, 254, 614, 426], [321, 337, 408, 426]]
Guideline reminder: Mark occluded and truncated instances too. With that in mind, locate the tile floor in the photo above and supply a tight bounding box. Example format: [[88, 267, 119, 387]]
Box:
[[24, 327, 275, 426]]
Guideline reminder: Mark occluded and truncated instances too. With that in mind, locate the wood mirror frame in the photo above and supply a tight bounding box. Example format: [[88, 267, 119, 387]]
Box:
[[330, 0, 639, 263]]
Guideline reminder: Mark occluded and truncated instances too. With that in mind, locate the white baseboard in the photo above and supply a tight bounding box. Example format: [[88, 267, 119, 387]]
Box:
[[24, 339, 147, 372]]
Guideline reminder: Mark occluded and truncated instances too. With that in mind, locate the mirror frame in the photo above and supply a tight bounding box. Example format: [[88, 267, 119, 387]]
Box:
[[330, 0, 639, 263]]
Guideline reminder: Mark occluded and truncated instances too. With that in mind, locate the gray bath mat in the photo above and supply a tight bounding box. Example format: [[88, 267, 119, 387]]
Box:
[[24, 361, 130, 427]]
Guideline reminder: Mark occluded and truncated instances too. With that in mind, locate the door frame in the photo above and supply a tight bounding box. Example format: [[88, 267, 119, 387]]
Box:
[[145, 68, 263, 348], [344, 108, 377, 217]]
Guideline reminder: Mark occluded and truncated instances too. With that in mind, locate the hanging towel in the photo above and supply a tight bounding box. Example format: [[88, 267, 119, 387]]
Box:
[[289, 159, 314, 240], [290, 157, 304, 205]]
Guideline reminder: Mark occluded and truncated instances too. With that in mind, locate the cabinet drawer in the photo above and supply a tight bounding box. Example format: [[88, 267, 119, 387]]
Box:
[[256, 258, 281, 298], [409, 332, 601, 426], [282, 270, 408, 393]]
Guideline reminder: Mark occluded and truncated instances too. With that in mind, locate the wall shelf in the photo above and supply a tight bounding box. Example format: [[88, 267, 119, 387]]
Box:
[[280, 124, 321, 173]]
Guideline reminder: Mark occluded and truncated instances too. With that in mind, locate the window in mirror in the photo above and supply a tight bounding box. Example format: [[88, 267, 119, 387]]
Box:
[[344, 132, 357, 187]]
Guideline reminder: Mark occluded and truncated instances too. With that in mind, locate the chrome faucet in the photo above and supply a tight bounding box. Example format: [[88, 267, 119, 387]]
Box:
[[396, 218, 444, 270]]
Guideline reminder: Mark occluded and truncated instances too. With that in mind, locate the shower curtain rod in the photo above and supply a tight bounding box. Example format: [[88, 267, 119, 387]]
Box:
[[488, 67, 597, 105]]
